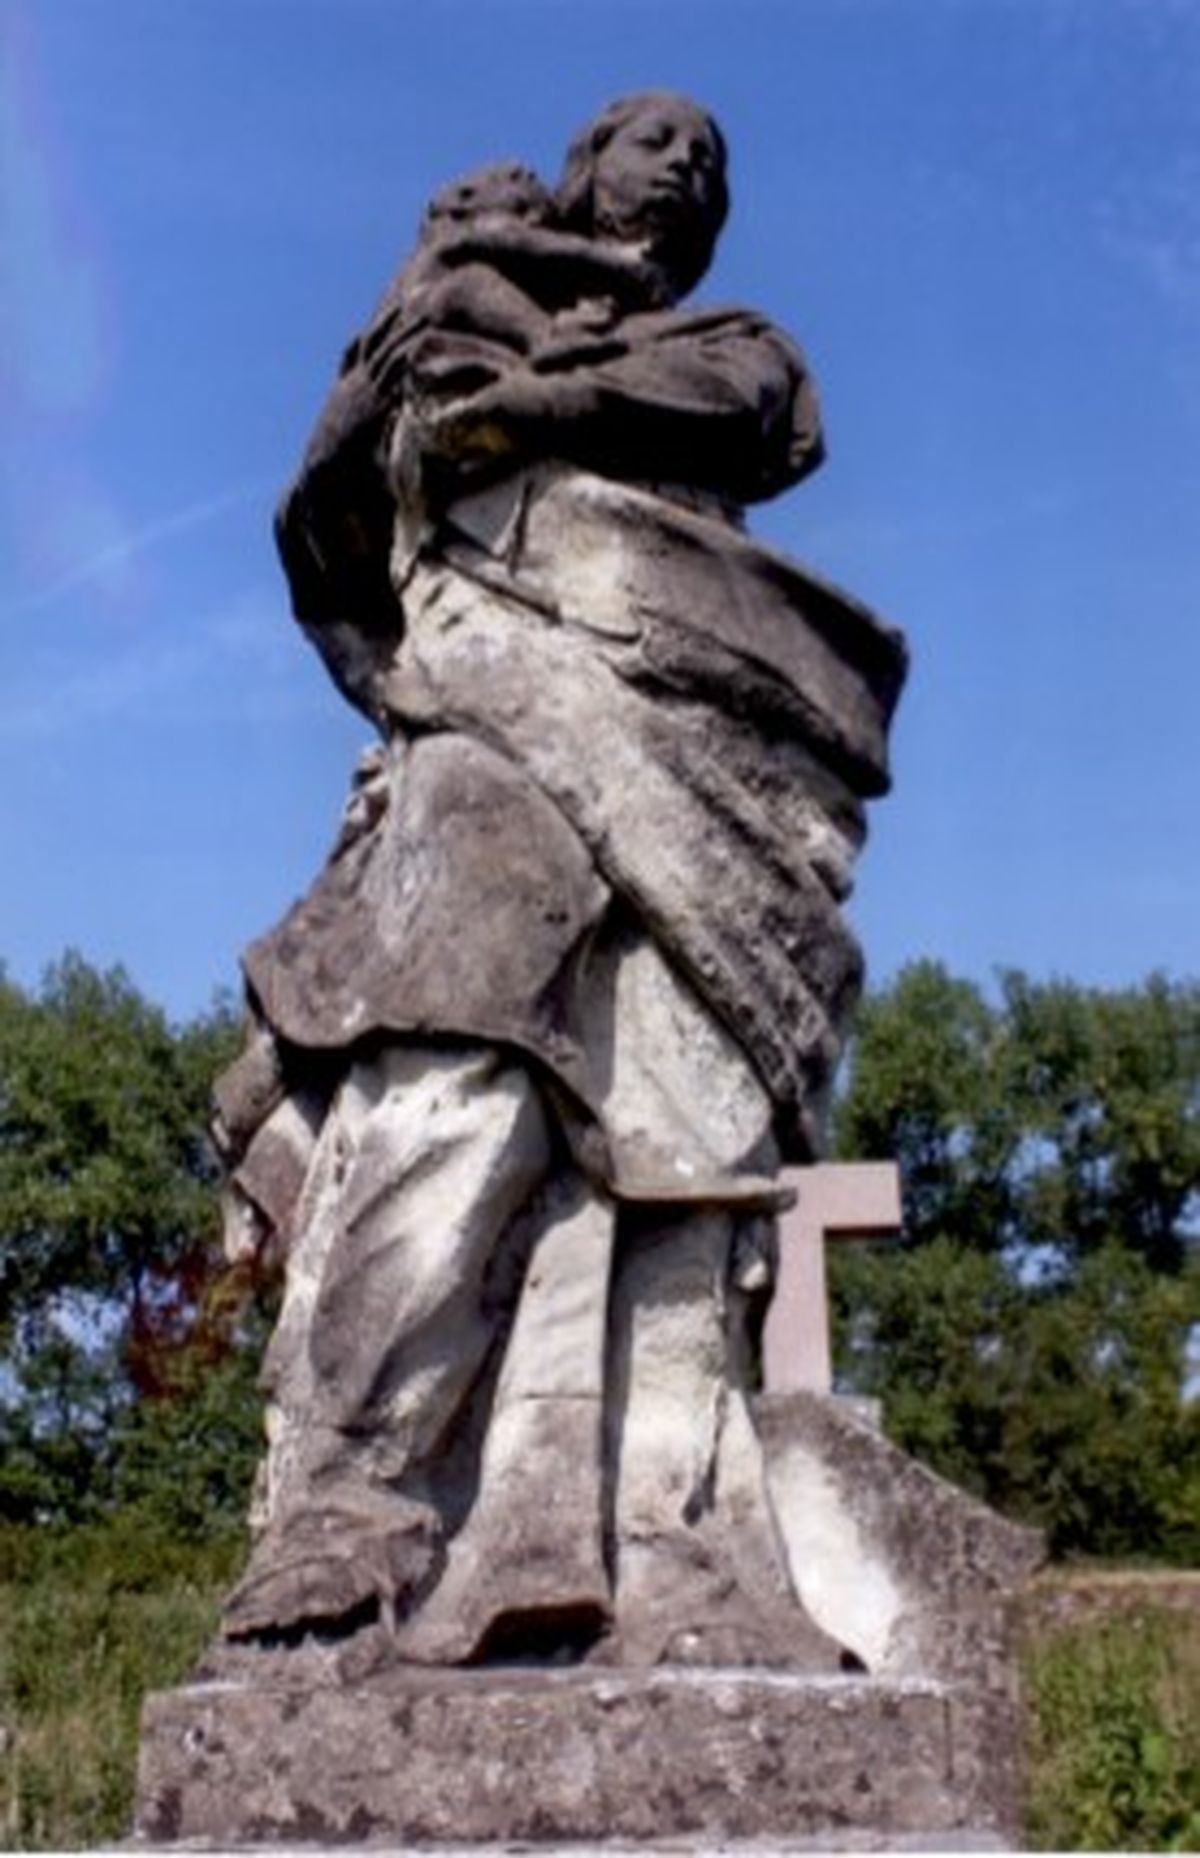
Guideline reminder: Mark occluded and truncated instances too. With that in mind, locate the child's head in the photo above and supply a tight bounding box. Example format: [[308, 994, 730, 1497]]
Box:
[[422, 162, 553, 237]]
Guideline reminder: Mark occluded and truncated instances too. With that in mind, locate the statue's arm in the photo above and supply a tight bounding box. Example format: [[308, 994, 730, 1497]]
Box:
[[417, 309, 823, 506], [273, 231, 545, 630], [433, 222, 660, 310], [272, 290, 415, 666]]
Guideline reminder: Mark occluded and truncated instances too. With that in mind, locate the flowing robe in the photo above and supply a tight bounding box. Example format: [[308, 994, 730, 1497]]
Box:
[[247, 459, 904, 1177]]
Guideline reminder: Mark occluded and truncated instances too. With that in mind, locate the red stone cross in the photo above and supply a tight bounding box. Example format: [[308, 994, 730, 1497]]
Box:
[[762, 1161, 902, 1395]]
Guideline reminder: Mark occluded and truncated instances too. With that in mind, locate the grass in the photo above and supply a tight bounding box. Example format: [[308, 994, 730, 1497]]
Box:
[[0, 1521, 245, 1850], [1023, 1594, 1200, 1852], [0, 1526, 1197, 1849]]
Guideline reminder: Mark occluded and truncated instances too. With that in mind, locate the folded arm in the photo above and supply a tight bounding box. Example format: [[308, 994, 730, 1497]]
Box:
[[274, 295, 824, 714], [411, 307, 824, 507]]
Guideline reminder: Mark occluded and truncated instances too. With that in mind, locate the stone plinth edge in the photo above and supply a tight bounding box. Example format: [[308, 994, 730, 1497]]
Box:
[[756, 1392, 1044, 1690], [134, 1667, 1018, 1847]]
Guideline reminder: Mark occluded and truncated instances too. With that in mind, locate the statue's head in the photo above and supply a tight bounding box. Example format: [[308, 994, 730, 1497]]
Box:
[[557, 91, 729, 300], [422, 161, 552, 236]]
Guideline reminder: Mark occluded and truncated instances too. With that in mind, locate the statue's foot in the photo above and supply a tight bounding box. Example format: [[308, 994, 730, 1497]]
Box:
[[389, 1547, 611, 1666], [222, 1490, 438, 1643], [593, 1531, 852, 1673]]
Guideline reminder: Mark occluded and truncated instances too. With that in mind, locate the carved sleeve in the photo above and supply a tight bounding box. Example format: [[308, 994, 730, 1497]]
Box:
[[267, 354, 406, 723], [421, 307, 825, 509], [572, 310, 824, 502]]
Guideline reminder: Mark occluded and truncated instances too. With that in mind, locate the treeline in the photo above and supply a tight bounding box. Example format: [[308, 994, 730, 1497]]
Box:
[[832, 961, 1200, 1562], [0, 956, 264, 1546], [0, 952, 1196, 1563]]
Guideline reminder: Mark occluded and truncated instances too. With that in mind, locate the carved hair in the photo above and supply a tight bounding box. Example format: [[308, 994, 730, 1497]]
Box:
[[556, 90, 729, 297], [421, 161, 554, 235]]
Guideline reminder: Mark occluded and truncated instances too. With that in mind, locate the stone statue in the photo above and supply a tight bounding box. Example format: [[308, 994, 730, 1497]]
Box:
[[138, 94, 1044, 1851], [211, 91, 907, 1671]]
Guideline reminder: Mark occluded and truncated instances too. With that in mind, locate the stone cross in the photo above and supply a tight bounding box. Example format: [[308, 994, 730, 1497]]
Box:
[[762, 1161, 902, 1395]]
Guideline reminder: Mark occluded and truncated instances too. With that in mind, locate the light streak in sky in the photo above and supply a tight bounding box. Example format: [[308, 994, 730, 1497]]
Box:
[[2, 482, 271, 618]]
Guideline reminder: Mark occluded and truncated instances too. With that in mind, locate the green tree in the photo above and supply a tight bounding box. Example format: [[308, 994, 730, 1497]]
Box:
[[0, 954, 257, 1530], [832, 962, 1200, 1561]]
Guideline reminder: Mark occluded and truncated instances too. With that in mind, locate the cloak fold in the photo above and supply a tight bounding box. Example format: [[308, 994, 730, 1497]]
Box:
[[244, 468, 906, 1166]]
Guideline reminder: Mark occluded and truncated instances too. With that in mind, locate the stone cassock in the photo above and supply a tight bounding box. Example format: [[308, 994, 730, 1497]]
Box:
[[212, 92, 907, 1671]]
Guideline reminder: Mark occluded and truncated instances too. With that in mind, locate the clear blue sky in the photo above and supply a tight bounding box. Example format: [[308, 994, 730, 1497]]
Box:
[[3, 0, 1198, 1023]]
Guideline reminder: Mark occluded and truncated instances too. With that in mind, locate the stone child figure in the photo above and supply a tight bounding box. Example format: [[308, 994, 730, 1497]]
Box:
[[361, 160, 662, 398], [359, 159, 669, 546], [214, 92, 906, 1670]]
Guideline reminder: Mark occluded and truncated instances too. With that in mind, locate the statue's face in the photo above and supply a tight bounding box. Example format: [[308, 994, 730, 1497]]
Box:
[[590, 97, 725, 250]]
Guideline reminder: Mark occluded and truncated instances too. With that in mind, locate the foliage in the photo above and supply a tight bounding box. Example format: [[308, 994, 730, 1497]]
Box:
[[832, 961, 1200, 1561], [0, 954, 256, 1529], [82, 1307, 269, 1557], [1024, 1598, 1200, 1850], [833, 1240, 1200, 1558], [836, 961, 1200, 1273], [0, 954, 238, 1326]]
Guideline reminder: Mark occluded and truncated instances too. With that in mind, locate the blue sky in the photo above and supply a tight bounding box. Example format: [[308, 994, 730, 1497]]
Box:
[[3, 0, 1199, 1023]]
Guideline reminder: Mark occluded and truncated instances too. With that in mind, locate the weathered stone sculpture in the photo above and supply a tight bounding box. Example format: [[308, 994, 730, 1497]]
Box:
[[136, 94, 1040, 1847], [209, 89, 904, 1667]]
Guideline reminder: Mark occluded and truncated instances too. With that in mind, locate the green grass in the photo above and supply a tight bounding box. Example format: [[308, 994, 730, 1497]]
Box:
[[0, 1520, 245, 1850], [0, 1526, 1197, 1849], [1024, 1598, 1200, 1851]]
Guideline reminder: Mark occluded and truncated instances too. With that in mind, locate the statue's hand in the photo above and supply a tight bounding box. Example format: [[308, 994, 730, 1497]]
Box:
[[531, 302, 628, 374], [416, 368, 581, 467]]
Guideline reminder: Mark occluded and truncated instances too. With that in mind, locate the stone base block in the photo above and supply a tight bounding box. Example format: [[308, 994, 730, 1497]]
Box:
[[134, 1666, 1020, 1846]]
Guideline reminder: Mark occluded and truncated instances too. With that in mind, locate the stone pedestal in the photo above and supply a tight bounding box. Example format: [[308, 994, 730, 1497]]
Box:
[[134, 1394, 1041, 1848], [135, 1665, 1017, 1848]]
